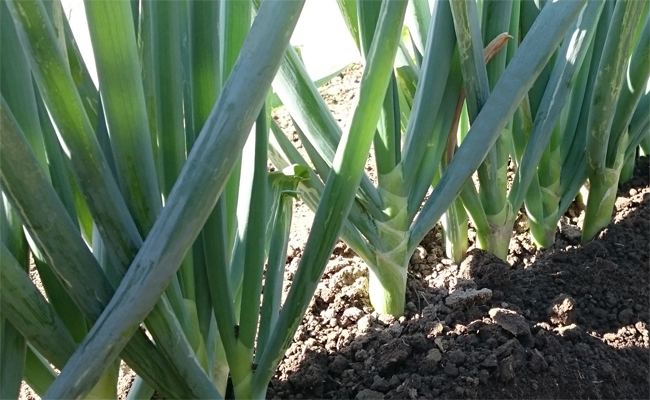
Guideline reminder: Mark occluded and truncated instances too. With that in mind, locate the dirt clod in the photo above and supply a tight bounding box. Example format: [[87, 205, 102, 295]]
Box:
[[446, 288, 493, 308], [375, 339, 412, 377], [548, 293, 577, 326], [499, 355, 516, 382], [489, 308, 531, 337], [355, 389, 384, 399]]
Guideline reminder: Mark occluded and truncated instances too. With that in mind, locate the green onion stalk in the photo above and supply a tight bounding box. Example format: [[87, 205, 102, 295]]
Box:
[[603, 8, 648, 200], [512, 0, 607, 248], [618, 151, 636, 184], [1, 192, 29, 400], [440, 109, 470, 265], [447, 0, 513, 260], [582, 3, 648, 241], [1, 2, 126, 396], [555, 2, 649, 243], [454, 0, 605, 256], [440, 35, 513, 265], [0, 0, 365, 398], [640, 130, 650, 156], [626, 93, 650, 162], [519, 3, 648, 247], [272, 0, 587, 316], [0, 1, 636, 398]]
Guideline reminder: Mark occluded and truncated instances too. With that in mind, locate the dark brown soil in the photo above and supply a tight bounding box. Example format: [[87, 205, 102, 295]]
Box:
[[268, 155, 650, 400]]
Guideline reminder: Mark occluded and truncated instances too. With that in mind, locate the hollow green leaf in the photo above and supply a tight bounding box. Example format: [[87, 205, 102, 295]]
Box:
[[510, 0, 604, 210], [1, 94, 207, 399], [0, 243, 76, 370], [42, 2, 305, 397], [411, 0, 587, 252], [254, 0, 408, 389], [23, 345, 57, 396], [401, 0, 458, 208], [85, 0, 161, 236], [608, 14, 650, 166], [583, 0, 645, 241], [234, 106, 269, 398]]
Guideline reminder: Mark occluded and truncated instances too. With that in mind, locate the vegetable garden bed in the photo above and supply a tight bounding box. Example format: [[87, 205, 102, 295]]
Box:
[[20, 63, 649, 400], [265, 65, 650, 400], [271, 161, 649, 399], [7, 1, 649, 398]]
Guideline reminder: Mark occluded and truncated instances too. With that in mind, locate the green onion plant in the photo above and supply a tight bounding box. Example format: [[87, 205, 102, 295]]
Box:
[[0, 0, 441, 397], [581, 2, 649, 241], [518, 1, 649, 246], [0, 0, 342, 398], [271, 0, 588, 317]]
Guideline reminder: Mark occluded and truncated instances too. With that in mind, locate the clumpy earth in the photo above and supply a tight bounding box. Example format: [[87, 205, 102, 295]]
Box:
[[268, 156, 649, 400]]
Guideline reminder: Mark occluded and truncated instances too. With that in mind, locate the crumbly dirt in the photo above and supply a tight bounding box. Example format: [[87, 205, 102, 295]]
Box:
[[268, 156, 650, 400]]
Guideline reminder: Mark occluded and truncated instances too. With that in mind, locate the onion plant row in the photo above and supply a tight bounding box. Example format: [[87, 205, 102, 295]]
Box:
[[272, 0, 648, 318], [0, 0, 647, 399]]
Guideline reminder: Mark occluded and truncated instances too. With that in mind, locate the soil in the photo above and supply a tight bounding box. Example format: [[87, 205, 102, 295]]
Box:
[[269, 158, 650, 400]]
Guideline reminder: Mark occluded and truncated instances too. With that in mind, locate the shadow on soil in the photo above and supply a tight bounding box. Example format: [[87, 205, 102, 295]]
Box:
[[270, 161, 649, 399]]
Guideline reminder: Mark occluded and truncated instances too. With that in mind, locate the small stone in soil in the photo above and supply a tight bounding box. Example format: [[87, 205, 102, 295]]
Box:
[[467, 377, 480, 386], [355, 389, 384, 399], [387, 321, 403, 337], [446, 349, 467, 365], [343, 306, 364, 321], [548, 294, 578, 326], [428, 321, 445, 338], [443, 363, 459, 377], [560, 222, 582, 241], [495, 339, 520, 358], [489, 308, 531, 337], [377, 313, 395, 326], [499, 355, 516, 382], [446, 288, 493, 309], [528, 349, 548, 373], [358, 315, 373, 333], [370, 376, 389, 393], [434, 336, 449, 352], [427, 348, 443, 362], [553, 324, 584, 340], [408, 333, 429, 352], [467, 319, 485, 332], [388, 375, 401, 389], [411, 246, 427, 264], [376, 339, 412, 376], [482, 353, 498, 368]]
